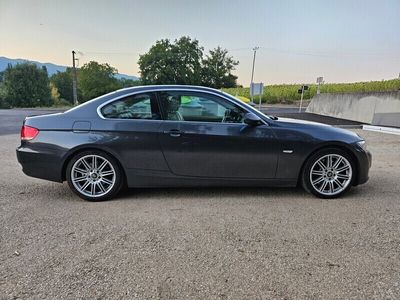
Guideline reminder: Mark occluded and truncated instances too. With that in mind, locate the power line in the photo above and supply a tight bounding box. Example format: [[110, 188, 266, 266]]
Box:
[[78, 51, 139, 56], [230, 46, 399, 58], [79, 48, 398, 59], [227, 47, 253, 52]]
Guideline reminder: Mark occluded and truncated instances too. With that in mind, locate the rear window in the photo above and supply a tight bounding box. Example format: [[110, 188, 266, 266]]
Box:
[[100, 92, 160, 120]]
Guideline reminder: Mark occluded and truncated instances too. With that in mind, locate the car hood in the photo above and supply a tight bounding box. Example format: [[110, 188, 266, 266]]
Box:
[[273, 117, 362, 142], [275, 117, 330, 127]]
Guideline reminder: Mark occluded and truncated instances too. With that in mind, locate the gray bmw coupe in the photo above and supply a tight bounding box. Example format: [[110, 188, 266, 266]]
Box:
[[17, 85, 371, 201]]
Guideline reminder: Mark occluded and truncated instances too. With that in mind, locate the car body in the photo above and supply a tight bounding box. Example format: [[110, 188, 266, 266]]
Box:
[[16, 85, 371, 201]]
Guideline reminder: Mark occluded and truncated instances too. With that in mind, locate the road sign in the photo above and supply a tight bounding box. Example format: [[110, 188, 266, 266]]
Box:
[[250, 83, 264, 110], [317, 77, 324, 94], [298, 85, 308, 112], [298, 85, 308, 94], [250, 83, 264, 97]]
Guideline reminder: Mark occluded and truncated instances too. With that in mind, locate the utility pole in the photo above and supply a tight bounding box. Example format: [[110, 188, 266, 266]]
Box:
[[72, 50, 78, 106], [250, 46, 259, 103], [298, 85, 309, 112]]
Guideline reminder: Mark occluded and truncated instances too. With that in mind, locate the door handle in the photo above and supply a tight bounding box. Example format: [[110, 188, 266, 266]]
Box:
[[163, 129, 183, 137]]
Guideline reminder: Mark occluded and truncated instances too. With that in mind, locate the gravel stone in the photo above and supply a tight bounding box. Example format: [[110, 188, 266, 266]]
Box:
[[0, 130, 399, 299]]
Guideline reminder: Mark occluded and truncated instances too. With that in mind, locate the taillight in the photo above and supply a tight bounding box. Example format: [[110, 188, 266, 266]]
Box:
[[21, 125, 39, 141]]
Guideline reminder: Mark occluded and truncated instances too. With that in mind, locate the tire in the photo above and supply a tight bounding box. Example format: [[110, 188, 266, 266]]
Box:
[[66, 150, 124, 201], [301, 148, 356, 199]]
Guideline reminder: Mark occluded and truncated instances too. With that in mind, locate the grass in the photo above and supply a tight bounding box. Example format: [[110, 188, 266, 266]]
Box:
[[223, 78, 400, 104]]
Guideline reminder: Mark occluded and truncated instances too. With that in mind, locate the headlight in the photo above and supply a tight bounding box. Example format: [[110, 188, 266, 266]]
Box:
[[356, 140, 367, 150]]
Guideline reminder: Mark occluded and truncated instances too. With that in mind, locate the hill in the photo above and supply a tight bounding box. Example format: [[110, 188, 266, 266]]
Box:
[[0, 56, 139, 81]]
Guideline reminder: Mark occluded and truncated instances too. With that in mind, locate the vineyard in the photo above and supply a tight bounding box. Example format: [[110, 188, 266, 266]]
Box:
[[223, 78, 400, 104]]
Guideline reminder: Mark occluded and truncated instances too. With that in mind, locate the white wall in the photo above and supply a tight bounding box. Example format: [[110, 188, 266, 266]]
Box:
[[306, 91, 400, 126]]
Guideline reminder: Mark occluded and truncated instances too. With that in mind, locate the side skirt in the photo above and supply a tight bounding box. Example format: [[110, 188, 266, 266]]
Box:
[[125, 169, 297, 188]]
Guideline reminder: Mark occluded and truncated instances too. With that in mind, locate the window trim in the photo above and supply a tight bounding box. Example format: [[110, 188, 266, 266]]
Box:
[[97, 88, 269, 126]]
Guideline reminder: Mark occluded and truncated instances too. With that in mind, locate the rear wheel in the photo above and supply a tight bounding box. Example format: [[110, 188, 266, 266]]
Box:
[[66, 150, 123, 201], [301, 148, 355, 198]]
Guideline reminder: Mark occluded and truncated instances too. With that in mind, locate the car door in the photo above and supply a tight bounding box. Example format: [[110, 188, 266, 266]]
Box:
[[99, 92, 168, 171], [157, 90, 278, 179]]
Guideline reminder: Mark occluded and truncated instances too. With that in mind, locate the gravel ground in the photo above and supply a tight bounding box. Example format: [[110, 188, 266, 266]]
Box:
[[0, 130, 399, 299]]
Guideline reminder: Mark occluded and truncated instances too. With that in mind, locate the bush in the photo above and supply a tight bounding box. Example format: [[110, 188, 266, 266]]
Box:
[[3, 63, 52, 107], [53, 98, 73, 107], [0, 84, 9, 108], [0, 97, 10, 108]]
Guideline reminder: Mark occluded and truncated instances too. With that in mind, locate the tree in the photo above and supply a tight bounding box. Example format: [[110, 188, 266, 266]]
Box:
[[0, 71, 7, 108], [50, 68, 75, 103], [3, 63, 52, 107], [138, 36, 204, 85], [201, 47, 239, 88], [78, 61, 120, 102], [118, 78, 142, 88]]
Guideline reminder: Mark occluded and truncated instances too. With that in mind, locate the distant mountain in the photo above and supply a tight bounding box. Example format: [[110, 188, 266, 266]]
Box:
[[114, 73, 139, 81], [0, 56, 139, 81]]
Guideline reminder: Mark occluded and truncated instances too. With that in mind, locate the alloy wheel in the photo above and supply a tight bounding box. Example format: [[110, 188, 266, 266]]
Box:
[[309, 154, 353, 196], [71, 154, 116, 198]]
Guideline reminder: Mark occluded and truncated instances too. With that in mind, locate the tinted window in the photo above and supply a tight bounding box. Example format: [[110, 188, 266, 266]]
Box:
[[158, 91, 246, 123], [101, 92, 160, 120]]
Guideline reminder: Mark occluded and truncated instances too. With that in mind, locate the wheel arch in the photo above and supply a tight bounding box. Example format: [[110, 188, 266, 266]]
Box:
[[297, 142, 360, 186], [61, 145, 127, 185]]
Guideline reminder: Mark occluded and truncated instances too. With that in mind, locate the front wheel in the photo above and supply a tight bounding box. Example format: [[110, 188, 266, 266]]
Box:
[[66, 150, 124, 201], [301, 148, 355, 199]]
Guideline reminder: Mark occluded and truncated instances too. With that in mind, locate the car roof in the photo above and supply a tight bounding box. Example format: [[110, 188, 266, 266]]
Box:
[[115, 85, 222, 93]]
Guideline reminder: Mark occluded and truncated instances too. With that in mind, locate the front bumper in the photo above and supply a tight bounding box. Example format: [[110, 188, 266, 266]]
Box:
[[354, 148, 372, 186]]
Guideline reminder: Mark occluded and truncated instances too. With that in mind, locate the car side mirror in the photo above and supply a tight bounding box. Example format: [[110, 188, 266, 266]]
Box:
[[244, 113, 262, 126]]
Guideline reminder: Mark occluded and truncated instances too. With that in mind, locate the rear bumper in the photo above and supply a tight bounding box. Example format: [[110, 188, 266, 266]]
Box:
[[16, 146, 63, 182]]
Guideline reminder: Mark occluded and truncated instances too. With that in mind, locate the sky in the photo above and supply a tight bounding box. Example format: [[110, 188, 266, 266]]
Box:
[[1, 0, 399, 85]]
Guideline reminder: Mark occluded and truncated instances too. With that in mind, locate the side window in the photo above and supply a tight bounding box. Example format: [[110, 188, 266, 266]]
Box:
[[101, 92, 160, 120], [158, 91, 246, 123]]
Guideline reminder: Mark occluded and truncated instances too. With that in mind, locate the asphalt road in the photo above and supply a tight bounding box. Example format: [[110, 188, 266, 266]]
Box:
[[0, 107, 361, 136], [0, 109, 64, 135], [1, 130, 399, 299]]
